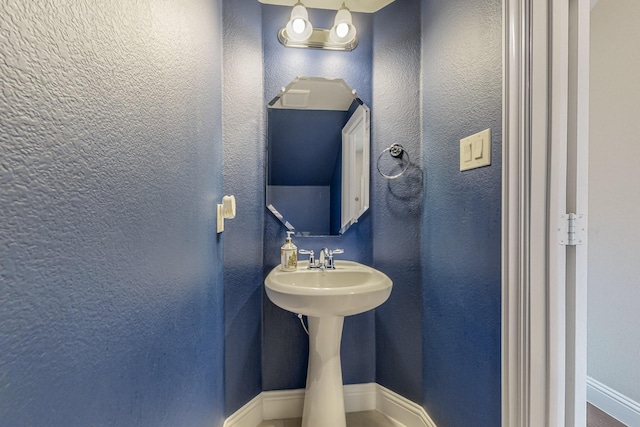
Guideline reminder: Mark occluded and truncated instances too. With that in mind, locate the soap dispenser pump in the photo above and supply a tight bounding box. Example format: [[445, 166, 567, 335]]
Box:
[[280, 231, 298, 271]]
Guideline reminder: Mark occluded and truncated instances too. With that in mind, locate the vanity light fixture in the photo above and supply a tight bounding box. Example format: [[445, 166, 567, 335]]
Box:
[[278, 2, 358, 51]]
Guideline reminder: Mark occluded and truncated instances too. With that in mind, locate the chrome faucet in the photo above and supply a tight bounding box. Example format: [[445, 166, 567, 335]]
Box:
[[318, 248, 330, 268], [300, 248, 344, 269]]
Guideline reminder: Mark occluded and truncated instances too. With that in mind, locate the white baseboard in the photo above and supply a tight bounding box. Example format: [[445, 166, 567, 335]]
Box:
[[223, 383, 436, 427], [375, 386, 436, 427], [261, 388, 306, 421], [587, 376, 640, 426], [222, 393, 263, 427]]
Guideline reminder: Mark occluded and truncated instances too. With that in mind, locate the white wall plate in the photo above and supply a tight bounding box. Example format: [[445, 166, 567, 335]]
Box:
[[460, 128, 491, 171]]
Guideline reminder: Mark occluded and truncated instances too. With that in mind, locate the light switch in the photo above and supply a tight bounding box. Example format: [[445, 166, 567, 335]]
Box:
[[473, 139, 483, 159], [463, 142, 472, 162], [460, 128, 491, 171]]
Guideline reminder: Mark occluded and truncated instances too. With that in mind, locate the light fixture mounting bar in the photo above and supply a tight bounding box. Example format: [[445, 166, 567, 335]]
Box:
[[278, 28, 358, 51]]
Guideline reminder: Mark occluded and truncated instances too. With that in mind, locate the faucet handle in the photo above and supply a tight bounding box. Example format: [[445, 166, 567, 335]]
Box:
[[299, 249, 315, 267], [326, 249, 344, 269]]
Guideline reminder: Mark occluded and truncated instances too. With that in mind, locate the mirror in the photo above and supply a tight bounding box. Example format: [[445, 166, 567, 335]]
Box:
[[266, 77, 370, 236]]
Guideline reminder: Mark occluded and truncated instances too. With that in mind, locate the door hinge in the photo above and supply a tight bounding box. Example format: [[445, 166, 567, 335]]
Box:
[[559, 213, 586, 246]]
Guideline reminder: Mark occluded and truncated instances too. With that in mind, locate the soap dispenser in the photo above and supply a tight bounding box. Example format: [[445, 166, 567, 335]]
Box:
[[280, 231, 298, 271]]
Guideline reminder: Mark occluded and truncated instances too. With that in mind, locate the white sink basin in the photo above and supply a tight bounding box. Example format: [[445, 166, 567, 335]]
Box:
[[265, 260, 393, 317]]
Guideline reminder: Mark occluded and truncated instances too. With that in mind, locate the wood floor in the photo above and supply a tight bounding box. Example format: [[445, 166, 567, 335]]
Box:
[[257, 410, 403, 427], [587, 403, 628, 427], [259, 404, 626, 427]]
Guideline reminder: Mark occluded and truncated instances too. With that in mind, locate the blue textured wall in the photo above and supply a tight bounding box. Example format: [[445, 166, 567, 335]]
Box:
[[261, 4, 376, 391], [421, 0, 502, 425], [0, 1, 225, 426], [372, 0, 424, 404], [222, 0, 265, 415]]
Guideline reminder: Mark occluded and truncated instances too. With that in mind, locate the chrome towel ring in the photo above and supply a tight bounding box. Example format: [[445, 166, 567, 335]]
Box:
[[376, 144, 410, 179]]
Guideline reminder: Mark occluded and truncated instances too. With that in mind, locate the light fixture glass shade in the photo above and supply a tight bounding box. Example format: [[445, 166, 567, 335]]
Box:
[[329, 6, 356, 44], [285, 4, 313, 42]]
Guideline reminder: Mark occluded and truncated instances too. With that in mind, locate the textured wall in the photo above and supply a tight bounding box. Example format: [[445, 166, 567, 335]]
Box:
[[421, 0, 502, 425], [261, 4, 376, 391], [372, 0, 424, 404], [0, 1, 225, 426], [222, 0, 265, 415], [589, 0, 640, 403]]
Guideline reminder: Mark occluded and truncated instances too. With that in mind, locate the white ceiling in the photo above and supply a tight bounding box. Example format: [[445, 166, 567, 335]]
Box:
[[257, 0, 396, 13], [269, 77, 357, 111]]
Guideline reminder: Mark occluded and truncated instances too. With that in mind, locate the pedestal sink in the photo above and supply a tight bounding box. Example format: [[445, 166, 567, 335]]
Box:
[[265, 261, 392, 427]]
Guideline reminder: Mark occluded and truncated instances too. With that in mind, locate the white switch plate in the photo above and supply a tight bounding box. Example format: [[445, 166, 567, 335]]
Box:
[[460, 128, 491, 171]]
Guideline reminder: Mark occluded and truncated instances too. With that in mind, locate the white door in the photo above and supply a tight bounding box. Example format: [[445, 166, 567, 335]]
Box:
[[502, 0, 589, 425]]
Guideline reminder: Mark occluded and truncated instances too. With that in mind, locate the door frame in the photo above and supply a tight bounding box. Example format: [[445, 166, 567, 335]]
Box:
[[502, 0, 589, 425]]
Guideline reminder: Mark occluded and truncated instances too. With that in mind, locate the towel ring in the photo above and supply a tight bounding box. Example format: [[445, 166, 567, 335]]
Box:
[[377, 144, 410, 179]]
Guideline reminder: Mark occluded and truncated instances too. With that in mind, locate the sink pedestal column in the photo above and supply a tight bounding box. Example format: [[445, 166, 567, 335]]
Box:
[[302, 316, 346, 427]]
